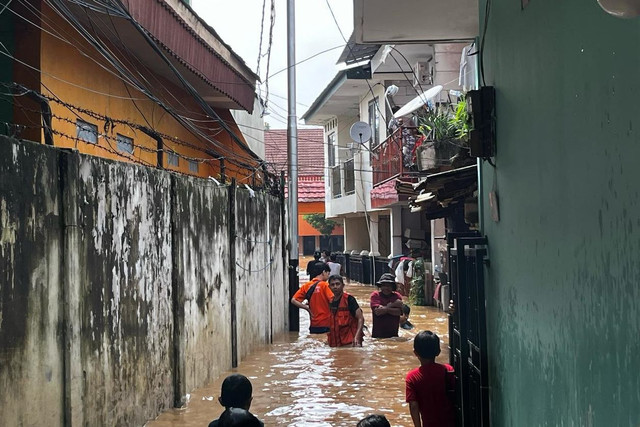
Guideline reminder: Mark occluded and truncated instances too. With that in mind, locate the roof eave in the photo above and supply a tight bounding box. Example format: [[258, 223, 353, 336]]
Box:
[[301, 71, 348, 123]]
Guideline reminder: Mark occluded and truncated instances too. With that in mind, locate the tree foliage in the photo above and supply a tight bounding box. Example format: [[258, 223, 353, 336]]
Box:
[[303, 213, 336, 236]]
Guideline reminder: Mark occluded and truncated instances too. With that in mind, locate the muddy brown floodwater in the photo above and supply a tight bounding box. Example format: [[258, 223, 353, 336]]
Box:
[[147, 283, 450, 427]]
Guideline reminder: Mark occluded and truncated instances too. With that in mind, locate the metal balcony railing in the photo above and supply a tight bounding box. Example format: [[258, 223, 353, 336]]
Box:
[[372, 126, 418, 186]]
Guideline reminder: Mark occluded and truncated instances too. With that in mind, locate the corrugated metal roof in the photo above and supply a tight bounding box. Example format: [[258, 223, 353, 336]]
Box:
[[336, 33, 381, 66], [126, 0, 257, 112]]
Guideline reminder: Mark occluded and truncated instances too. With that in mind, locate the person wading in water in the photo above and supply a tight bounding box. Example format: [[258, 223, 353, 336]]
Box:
[[291, 263, 333, 334], [370, 273, 404, 338], [327, 274, 364, 347]]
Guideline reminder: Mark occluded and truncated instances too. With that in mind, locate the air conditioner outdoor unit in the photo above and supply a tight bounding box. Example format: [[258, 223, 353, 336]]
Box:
[[413, 61, 433, 87]]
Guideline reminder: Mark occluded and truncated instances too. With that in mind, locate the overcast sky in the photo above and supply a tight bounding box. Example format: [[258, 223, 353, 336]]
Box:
[[192, 0, 353, 129]]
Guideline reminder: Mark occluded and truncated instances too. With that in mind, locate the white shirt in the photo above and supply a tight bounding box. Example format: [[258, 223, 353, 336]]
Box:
[[327, 262, 341, 276]]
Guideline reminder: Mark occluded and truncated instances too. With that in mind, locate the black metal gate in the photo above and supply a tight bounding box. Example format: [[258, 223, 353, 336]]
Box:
[[447, 233, 490, 427]]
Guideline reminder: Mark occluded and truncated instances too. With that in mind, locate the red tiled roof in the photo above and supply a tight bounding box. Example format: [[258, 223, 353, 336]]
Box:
[[370, 179, 399, 208], [282, 176, 326, 202], [298, 176, 326, 202], [265, 129, 325, 177]]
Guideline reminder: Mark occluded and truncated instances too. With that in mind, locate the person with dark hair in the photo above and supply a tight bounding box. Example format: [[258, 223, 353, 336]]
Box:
[[327, 252, 342, 277], [327, 275, 364, 347], [370, 273, 404, 338], [291, 262, 333, 333], [320, 249, 331, 263], [405, 331, 455, 427], [217, 407, 263, 427], [306, 250, 322, 277], [208, 374, 264, 427], [400, 303, 414, 330], [357, 414, 391, 427]]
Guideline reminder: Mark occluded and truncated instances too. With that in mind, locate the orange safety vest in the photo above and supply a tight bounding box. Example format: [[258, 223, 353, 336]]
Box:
[[328, 293, 358, 347]]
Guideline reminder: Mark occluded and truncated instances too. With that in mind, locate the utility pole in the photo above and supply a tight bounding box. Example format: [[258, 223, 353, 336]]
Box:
[[287, 0, 299, 331]]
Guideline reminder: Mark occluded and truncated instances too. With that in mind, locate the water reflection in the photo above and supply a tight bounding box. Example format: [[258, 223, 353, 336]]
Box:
[[147, 283, 450, 426]]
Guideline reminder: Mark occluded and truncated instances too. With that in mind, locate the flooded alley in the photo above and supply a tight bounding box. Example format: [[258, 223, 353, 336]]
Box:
[[148, 283, 450, 426]]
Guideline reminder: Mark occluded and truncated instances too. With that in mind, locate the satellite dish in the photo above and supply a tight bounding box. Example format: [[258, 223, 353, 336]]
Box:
[[393, 85, 443, 118], [350, 121, 372, 144]]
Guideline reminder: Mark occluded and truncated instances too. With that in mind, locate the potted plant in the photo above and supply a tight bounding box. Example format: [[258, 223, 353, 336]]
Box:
[[415, 96, 473, 171]]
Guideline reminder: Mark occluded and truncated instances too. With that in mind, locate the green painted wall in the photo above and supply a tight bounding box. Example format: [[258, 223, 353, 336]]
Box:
[[0, 10, 14, 128], [479, 1, 640, 425]]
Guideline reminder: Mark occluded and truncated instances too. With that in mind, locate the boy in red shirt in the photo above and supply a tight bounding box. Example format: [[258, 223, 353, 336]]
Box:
[[405, 330, 455, 427]]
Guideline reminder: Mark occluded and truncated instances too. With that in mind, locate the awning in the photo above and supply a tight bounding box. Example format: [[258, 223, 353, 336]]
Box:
[[52, 0, 258, 112], [404, 164, 478, 219]]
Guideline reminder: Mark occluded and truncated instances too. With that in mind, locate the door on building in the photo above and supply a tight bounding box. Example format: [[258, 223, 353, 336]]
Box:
[[302, 236, 316, 255], [447, 233, 490, 427], [319, 235, 344, 253]]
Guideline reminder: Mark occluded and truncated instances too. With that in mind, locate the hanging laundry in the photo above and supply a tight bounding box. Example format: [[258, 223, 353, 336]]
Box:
[[459, 42, 479, 92]]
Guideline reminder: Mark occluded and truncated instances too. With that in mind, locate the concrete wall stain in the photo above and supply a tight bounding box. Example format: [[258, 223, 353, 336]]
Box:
[[0, 137, 64, 425], [173, 176, 232, 400], [0, 137, 287, 425]]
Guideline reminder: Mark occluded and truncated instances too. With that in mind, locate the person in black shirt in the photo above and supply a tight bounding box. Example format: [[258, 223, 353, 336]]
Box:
[[208, 374, 264, 427], [306, 250, 322, 277]]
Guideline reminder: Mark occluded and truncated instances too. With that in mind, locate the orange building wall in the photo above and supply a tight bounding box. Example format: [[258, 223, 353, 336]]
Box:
[[298, 201, 343, 237], [36, 5, 257, 182]]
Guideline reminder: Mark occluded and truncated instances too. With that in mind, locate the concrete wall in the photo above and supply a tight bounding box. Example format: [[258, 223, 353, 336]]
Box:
[[235, 190, 271, 361], [231, 97, 266, 160], [173, 177, 232, 405], [73, 156, 174, 425], [0, 136, 287, 426], [480, 1, 640, 425], [344, 216, 370, 252], [0, 139, 64, 425]]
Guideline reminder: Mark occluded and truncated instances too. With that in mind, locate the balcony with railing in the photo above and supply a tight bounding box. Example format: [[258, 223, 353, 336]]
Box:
[[327, 157, 360, 217], [372, 126, 418, 187], [330, 158, 356, 199]]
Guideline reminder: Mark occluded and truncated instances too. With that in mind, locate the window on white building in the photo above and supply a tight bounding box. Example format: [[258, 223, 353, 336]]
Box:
[[327, 132, 336, 167], [368, 97, 380, 147]]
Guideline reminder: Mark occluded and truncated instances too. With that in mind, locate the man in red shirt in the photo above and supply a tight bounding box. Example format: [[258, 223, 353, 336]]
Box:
[[291, 263, 333, 333], [370, 273, 404, 338], [405, 330, 455, 427]]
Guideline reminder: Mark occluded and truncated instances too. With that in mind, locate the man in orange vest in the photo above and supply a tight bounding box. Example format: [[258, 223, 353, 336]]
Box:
[[327, 275, 364, 347], [291, 263, 333, 333]]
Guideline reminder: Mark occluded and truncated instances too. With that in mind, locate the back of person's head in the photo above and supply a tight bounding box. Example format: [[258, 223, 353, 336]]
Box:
[[330, 253, 337, 262], [322, 250, 330, 258], [357, 414, 391, 427], [414, 330, 441, 359], [219, 374, 253, 409], [402, 304, 411, 316], [311, 262, 330, 279], [313, 250, 321, 260], [219, 407, 262, 427]]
